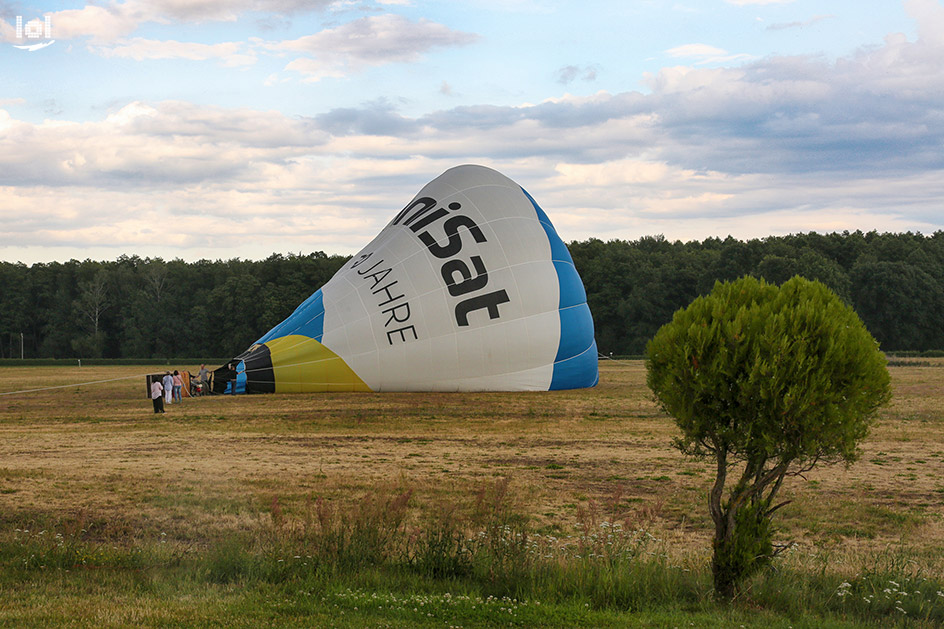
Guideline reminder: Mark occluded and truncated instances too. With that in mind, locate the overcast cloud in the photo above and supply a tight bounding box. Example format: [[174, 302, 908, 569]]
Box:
[[1, 0, 943, 263]]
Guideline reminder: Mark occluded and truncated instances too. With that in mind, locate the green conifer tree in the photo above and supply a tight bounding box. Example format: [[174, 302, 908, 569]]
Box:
[[646, 275, 891, 598]]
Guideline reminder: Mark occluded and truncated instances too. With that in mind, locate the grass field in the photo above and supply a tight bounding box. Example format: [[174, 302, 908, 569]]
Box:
[[1, 360, 943, 627]]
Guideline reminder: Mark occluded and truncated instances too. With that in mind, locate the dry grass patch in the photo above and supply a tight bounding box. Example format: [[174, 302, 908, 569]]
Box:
[[1, 360, 942, 580]]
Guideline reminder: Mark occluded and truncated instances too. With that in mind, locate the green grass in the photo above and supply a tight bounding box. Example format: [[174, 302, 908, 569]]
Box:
[[0, 573, 853, 628], [2, 488, 943, 628], [1, 537, 917, 628]]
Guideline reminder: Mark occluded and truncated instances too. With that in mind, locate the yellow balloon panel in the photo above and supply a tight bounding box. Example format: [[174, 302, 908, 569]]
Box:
[[266, 335, 370, 393]]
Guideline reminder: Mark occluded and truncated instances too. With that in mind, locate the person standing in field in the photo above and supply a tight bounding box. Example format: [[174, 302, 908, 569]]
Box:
[[162, 371, 174, 405], [172, 370, 183, 403], [198, 364, 210, 395], [151, 377, 165, 413], [227, 362, 238, 395]]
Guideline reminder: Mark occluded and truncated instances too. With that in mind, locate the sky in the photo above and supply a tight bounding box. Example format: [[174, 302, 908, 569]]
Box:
[[1, 0, 943, 264]]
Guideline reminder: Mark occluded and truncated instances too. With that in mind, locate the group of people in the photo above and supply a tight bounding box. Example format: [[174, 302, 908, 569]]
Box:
[[150, 364, 211, 414]]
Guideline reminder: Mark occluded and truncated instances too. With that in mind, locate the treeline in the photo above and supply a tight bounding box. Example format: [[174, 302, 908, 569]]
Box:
[[0, 253, 348, 360], [1, 231, 942, 360], [570, 231, 944, 354]]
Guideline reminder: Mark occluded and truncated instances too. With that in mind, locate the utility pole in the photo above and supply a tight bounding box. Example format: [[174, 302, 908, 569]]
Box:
[[20, 332, 24, 360]]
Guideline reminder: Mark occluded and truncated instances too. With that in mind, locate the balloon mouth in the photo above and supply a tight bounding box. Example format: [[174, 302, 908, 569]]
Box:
[[237, 344, 276, 394], [211, 345, 272, 395]]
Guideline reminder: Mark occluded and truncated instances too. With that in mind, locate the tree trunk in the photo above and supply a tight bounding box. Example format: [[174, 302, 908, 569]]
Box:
[[712, 539, 739, 599]]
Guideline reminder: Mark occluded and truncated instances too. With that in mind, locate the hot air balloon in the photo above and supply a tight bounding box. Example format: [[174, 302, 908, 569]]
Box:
[[214, 164, 598, 393]]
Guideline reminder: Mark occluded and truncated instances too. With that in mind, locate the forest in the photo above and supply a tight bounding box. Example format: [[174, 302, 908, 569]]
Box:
[[1, 230, 943, 360]]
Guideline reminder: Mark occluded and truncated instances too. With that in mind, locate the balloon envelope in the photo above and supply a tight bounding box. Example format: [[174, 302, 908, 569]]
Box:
[[218, 164, 598, 393]]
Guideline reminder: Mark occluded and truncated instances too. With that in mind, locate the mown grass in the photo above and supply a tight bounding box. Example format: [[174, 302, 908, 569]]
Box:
[[1, 361, 943, 626]]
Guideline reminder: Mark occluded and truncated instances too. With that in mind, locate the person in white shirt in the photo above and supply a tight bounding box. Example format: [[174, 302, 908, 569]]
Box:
[[151, 378, 165, 413], [162, 372, 174, 405]]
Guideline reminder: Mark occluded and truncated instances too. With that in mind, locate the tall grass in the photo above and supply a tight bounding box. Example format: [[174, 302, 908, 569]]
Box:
[[7, 477, 914, 626], [240, 476, 704, 607], [4, 498, 942, 627], [747, 544, 944, 626]]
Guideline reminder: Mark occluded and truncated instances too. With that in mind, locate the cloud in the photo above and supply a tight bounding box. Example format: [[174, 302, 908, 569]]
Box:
[[666, 43, 728, 58], [92, 37, 257, 65], [0, 101, 326, 189], [0, 14, 16, 43], [315, 99, 417, 136], [51, 4, 144, 42], [276, 14, 478, 79], [3, 5, 944, 262], [767, 14, 834, 31], [8, 15, 944, 190], [19, 3, 476, 87], [146, 0, 332, 21], [665, 43, 753, 65], [906, 0, 944, 45], [639, 49, 944, 176], [555, 64, 598, 85], [44, 0, 335, 43]]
